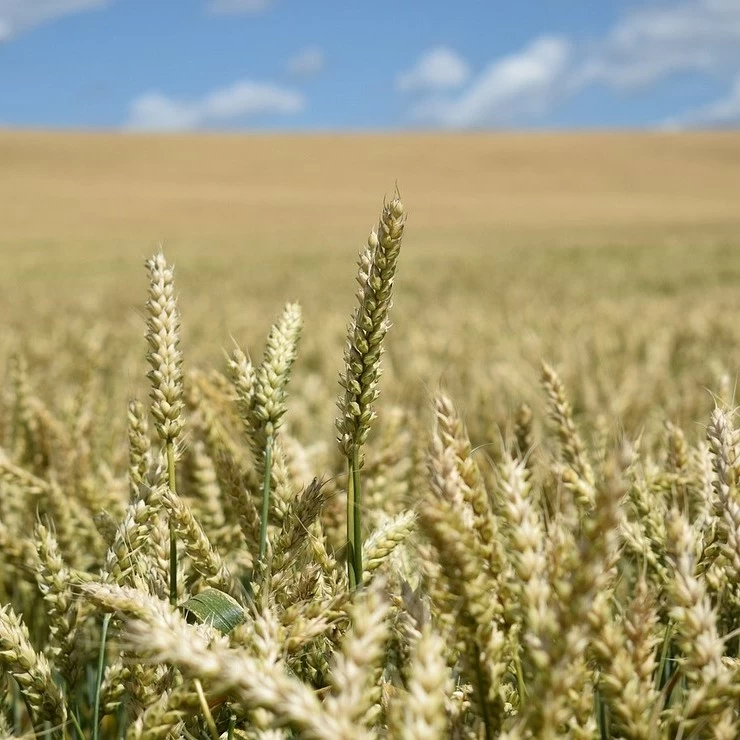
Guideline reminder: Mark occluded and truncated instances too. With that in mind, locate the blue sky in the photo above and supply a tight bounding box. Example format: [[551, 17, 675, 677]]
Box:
[[2, 0, 740, 130]]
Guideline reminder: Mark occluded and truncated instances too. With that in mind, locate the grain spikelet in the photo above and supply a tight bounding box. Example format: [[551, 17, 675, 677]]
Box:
[[0, 604, 66, 728]]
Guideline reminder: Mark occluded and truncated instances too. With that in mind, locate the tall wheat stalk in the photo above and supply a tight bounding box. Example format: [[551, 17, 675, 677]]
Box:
[[337, 194, 406, 589], [228, 303, 303, 569], [145, 251, 184, 605]]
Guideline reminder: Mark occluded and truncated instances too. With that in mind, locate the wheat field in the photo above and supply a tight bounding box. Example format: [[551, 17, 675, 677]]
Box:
[[2, 131, 740, 738]]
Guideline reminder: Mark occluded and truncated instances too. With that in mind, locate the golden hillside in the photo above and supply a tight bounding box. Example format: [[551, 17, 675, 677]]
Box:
[[1, 131, 739, 244]]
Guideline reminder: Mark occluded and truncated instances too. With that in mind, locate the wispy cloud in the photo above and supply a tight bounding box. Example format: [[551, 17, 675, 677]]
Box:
[[664, 75, 740, 128], [125, 80, 304, 131], [206, 0, 274, 14], [396, 47, 470, 93], [0, 0, 108, 39], [286, 47, 326, 79], [405, 0, 740, 128], [576, 0, 740, 89], [412, 37, 570, 127]]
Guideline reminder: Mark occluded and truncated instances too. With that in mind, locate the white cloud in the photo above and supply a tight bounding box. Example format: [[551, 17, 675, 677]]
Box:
[[286, 47, 325, 78], [126, 81, 304, 131], [664, 75, 740, 128], [396, 47, 470, 93], [0, 0, 107, 39], [206, 0, 273, 13], [127, 94, 195, 131], [577, 0, 740, 89], [404, 0, 740, 129], [414, 37, 571, 128]]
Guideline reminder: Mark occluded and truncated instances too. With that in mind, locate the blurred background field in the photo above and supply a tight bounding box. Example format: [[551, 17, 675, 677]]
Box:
[[4, 131, 740, 244], [3, 131, 740, 444]]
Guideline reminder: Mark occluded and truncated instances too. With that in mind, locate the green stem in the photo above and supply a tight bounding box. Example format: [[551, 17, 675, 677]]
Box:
[[258, 435, 273, 565], [166, 441, 178, 606], [346, 458, 356, 590], [12, 680, 22, 735], [351, 447, 363, 587], [69, 706, 85, 740], [656, 625, 674, 691], [596, 689, 609, 740], [474, 659, 493, 740], [92, 614, 111, 740], [194, 679, 219, 740], [513, 648, 526, 705]]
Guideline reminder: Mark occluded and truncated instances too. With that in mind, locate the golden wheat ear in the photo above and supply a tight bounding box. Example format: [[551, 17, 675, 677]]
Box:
[[145, 250, 185, 607], [337, 194, 406, 590], [0, 604, 67, 728], [227, 303, 303, 571]]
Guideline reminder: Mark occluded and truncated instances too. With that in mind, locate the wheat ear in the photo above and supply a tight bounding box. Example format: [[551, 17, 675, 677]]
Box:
[[228, 304, 303, 569], [336, 194, 405, 589], [145, 251, 184, 606], [0, 604, 67, 729]]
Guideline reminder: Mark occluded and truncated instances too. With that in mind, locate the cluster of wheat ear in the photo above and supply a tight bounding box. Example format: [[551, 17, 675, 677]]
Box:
[[2, 192, 740, 739]]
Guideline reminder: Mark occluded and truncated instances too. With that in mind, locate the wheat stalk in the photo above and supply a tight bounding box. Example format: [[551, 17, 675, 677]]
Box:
[[337, 194, 406, 589]]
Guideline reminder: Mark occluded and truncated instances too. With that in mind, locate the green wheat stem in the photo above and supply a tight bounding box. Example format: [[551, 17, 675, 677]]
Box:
[[351, 447, 363, 590], [195, 678, 219, 740], [259, 435, 273, 565], [12, 681, 21, 735], [166, 441, 178, 606], [347, 459, 357, 590], [475, 659, 493, 740], [596, 689, 609, 740], [92, 613, 111, 740], [514, 648, 526, 705], [69, 705, 84, 740], [656, 625, 674, 691]]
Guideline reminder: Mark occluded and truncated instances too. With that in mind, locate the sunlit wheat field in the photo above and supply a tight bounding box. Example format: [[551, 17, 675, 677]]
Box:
[[2, 130, 740, 739]]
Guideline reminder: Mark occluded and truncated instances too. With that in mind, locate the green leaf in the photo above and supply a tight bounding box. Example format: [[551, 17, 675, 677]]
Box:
[[180, 589, 247, 634]]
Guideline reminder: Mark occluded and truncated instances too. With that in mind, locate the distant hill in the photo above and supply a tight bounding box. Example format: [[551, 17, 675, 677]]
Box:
[[1, 130, 739, 244]]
